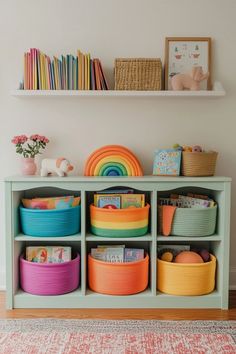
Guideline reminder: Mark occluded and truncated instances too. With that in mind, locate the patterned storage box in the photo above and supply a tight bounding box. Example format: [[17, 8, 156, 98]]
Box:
[[20, 205, 81, 237], [157, 254, 216, 296], [20, 254, 80, 295], [88, 253, 149, 295], [90, 204, 150, 237]]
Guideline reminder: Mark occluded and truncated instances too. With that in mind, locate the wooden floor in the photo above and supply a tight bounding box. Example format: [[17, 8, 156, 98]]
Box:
[[1, 291, 236, 320]]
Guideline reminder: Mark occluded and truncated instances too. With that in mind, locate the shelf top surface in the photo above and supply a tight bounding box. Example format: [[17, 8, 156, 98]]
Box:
[[11, 82, 225, 97], [5, 175, 232, 182]]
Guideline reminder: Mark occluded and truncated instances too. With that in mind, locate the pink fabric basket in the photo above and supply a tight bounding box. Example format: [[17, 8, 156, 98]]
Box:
[[20, 254, 80, 295]]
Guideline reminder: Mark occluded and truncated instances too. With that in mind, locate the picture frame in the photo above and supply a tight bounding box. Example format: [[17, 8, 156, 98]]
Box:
[[165, 37, 211, 90]]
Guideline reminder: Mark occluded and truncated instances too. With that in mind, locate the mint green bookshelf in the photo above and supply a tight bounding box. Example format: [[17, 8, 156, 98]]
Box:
[[5, 176, 231, 309]]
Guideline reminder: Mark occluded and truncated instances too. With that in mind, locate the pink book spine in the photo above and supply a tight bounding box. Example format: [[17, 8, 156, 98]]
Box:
[[29, 48, 33, 89], [31, 48, 34, 89], [27, 52, 30, 89], [47, 56, 52, 89], [34, 49, 38, 90]]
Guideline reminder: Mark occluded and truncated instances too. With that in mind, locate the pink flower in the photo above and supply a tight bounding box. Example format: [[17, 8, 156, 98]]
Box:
[[11, 135, 28, 144], [30, 134, 39, 141], [41, 136, 49, 143], [30, 135, 49, 144], [12, 133, 49, 157]]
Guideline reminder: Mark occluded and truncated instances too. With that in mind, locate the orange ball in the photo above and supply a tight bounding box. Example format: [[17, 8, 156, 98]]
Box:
[[174, 251, 204, 264], [161, 251, 174, 262]]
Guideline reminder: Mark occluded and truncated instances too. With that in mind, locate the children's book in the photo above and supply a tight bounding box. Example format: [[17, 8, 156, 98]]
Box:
[[26, 246, 71, 263], [91, 247, 124, 262], [94, 59, 101, 90], [153, 149, 181, 176], [96, 189, 134, 194], [121, 194, 145, 208], [97, 195, 121, 209], [124, 248, 144, 262], [97, 244, 125, 248], [90, 59, 95, 90], [87, 53, 90, 90], [98, 59, 109, 90]]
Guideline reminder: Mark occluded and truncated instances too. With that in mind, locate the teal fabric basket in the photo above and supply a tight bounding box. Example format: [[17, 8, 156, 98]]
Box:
[[20, 205, 81, 237], [171, 205, 217, 237]]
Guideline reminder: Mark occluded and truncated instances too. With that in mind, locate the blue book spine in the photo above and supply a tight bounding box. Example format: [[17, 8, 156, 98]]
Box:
[[51, 60, 55, 90], [76, 57, 78, 90]]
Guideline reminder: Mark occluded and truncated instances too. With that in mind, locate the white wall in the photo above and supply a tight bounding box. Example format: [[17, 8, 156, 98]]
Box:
[[0, 0, 236, 289]]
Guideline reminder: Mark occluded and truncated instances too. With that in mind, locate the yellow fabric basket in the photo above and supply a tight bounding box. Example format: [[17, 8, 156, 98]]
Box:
[[157, 254, 216, 296]]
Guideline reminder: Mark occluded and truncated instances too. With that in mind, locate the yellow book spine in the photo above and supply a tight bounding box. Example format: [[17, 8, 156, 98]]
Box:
[[81, 52, 85, 90], [45, 55, 49, 90], [84, 54, 88, 90], [87, 53, 90, 90], [78, 50, 82, 90], [40, 53, 44, 90], [43, 54, 47, 90]]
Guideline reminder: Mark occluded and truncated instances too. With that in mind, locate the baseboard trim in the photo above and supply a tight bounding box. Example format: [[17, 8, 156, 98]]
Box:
[[229, 266, 236, 290], [0, 269, 236, 291]]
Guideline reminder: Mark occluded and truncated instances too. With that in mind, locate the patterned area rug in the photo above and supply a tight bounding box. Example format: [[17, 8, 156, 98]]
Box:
[[0, 319, 235, 353]]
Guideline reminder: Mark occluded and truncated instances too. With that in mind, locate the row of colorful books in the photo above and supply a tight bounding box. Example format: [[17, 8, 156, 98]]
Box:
[[91, 245, 144, 263], [21, 48, 109, 90], [158, 193, 215, 208], [26, 246, 71, 263], [94, 189, 145, 209]]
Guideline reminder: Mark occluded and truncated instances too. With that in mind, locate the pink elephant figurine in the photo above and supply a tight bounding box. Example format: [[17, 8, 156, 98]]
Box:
[[171, 66, 209, 91]]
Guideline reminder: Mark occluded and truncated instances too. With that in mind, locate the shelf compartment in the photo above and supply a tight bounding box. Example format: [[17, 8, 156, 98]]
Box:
[[86, 234, 153, 241], [11, 82, 225, 97], [15, 233, 81, 241], [86, 188, 152, 237], [14, 288, 82, 308], [88, 253, 149, 295], [155, 290, 222, 309], [20, 254, 80, 296], [157, 235, 222, 242], [13, 289, 222, 309], [157, 254, 216, 296]]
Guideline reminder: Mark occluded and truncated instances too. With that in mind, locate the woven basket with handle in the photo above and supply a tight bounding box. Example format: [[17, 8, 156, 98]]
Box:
[[115, 58, 162, 91], [181, 151, 218, 177]]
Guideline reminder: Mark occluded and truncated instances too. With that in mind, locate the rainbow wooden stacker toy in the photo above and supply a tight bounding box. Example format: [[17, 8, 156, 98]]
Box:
[[84, 145, 143, 176]]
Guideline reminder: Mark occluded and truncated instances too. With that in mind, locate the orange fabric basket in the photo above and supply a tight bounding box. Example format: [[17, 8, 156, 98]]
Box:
[[88, 253, 149, 295]]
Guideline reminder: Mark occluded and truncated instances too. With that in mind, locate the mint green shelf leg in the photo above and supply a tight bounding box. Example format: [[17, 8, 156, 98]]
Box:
[[5, 182, 13, 309], [151, 190, 157, 295], [221, 182, 231, 309], [80, 190, 86, 296]]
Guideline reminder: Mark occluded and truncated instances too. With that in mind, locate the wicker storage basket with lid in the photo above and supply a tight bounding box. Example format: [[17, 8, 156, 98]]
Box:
[[115, 58, 162, 90]]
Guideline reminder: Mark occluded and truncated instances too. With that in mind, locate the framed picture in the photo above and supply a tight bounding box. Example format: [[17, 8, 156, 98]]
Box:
[[165, 37, 211, 90]]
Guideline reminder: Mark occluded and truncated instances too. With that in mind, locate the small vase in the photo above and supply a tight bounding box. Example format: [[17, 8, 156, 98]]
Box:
[[21, 158, 37, 175]]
